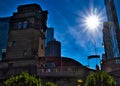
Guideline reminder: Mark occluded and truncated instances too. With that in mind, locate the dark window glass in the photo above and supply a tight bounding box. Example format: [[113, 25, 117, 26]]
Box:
[[23, 21, 28, 29], [41, 45, 43, 49], [12, 41, 16, 47], [23, 50, 27, 56], [2, 49, 6, 58], [14, 23, 17, 29], [29, 21, 34, 28], [18, 22, 22, 29]]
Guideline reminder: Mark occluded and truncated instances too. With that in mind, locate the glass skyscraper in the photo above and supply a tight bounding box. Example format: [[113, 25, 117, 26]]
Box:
[[114, 0, 120, 27], [104, 0, 120, 59], [102, 1, 120, 85]]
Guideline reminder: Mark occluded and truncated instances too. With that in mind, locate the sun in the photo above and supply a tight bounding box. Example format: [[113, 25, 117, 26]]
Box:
[[80, 8, 104, 33], [85, 14, 100, 31]]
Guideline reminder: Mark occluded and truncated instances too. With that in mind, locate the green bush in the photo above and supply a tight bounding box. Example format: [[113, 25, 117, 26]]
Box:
[[84, 71, 116, 86], [45, 82, 57, 86], [5, 72, 42, 86], [4, 72, 58, 86]]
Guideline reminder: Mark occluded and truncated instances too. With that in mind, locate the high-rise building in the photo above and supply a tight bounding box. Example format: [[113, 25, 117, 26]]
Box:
[[102, 0, 120, 85], [104, 0, 120, 58], [0, 17, 10, 60], [46, 39, 61, 57], [114, 0, 120, 27], [45, 27, 54, 47]]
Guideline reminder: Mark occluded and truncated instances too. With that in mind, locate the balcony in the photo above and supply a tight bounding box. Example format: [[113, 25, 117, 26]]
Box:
[[102, 58, 120, 72], [37, 66, 91, 78]]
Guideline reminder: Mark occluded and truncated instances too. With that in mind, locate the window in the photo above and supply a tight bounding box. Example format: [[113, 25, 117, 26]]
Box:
[[29, 21, 34, 28], [8, 42, 12, 47], [18, 22, 22, 29], [12, 41, 16, 47], [8, 41, 16, 47], [23, 50, 27, 56], [2, 49, 6, 58], [23, 21, 28, 29], [116, 59, 120, 64], [14, 23, 17, 29], [41, 45, 43, 49]]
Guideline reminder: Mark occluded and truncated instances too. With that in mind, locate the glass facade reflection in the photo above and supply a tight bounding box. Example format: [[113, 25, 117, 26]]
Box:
[[114, 0, 120, 27], [104, 0, 120, 59]]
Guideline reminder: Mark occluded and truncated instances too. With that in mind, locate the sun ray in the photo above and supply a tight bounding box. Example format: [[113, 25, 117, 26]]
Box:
[[85, 14, 100, 31], [79, 7, 104, 34]]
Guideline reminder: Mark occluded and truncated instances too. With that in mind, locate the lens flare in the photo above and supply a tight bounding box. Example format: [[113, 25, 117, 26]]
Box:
[[85, 14, 100, 31], [79, 8, 104, 33]]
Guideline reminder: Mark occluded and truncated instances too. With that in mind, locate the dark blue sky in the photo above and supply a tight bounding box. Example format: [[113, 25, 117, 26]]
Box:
[[0, 0, 107, 69]]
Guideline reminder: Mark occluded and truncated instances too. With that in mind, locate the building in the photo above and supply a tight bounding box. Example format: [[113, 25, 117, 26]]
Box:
[[0, 17, 10, 60], [45, 39, 61, 57], [114, 0, 120, 27], [45, 27, 54, 47], [103, 22, 114, 59], [102, 0, 120, 85], [0, 3, 48, 80], [104, 0, 120, 58], [37, 56, 95, 86], [0, 3, 95, 86]]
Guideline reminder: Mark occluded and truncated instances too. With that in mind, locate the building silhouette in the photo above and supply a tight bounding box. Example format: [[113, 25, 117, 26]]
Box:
[[0, 3, 95, 86], [45, 27, 61, 57], [46, 39, 61, 57], [102, 0, 120, 85]]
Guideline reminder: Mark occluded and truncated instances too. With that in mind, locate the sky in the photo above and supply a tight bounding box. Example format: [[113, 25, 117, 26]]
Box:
[[0, 0, 107, 69]]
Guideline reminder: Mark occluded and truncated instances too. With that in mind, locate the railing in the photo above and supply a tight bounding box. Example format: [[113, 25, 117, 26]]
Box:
[[102, 57, 120, 64], [102, 58, 120, 72], [37, 66, 89, 77]]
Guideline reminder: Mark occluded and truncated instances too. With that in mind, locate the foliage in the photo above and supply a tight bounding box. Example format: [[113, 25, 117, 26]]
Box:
[[84, 71, 116, 86], [45, 82, 57, 86], [4, 72, 42, 86]]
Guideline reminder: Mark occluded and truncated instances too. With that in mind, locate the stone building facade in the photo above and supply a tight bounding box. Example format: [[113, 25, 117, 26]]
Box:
[[0, 3, 48, 84]]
